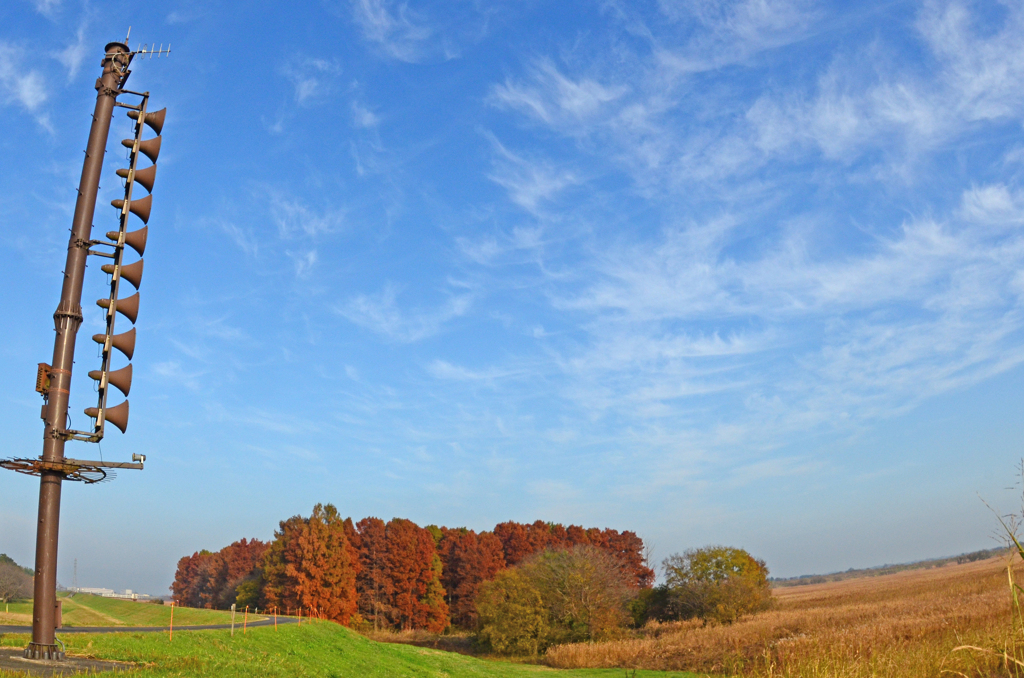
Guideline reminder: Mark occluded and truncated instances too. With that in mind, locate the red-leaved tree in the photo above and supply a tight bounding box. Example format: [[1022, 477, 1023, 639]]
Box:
[[383, 518, 448, 631], [437, 528, 506, 627], [261, 504, 358, 624]]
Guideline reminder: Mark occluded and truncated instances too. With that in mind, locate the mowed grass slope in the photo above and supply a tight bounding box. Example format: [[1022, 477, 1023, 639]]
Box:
[[0, 594, 264, 627], [0, 622, 702, 678], [546, 555, 1019, 677]]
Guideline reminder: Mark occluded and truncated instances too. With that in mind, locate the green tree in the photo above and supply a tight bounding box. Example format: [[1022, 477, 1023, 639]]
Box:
[[529, 546, 632, 643], [476, 568, 549, 656], [476, 545, 634, 655], [234, 577, 261, 610], [661, 545, 772, 624]]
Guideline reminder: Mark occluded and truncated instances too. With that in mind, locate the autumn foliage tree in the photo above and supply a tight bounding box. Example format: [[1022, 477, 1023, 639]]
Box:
[[477, 545, 633, 655], [170, 538, 268, 609], [437, 528, 505, 627], [261, 504, 359, 624], [354, 517, 391, 629], [0, 555, 32, 603], [492, 521, 653, 588], [381, 518, 448, 631], [172, 511, 652, 636], [659, 545, 772, 624]]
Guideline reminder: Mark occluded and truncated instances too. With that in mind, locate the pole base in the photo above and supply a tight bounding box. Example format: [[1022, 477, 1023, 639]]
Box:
[[23, 642, 65, 661]]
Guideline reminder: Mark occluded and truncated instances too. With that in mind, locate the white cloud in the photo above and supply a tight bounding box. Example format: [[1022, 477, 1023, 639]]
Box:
[[743, 1, 1024, 166], [55, 24, 89, 82], [352, 101, 379, 128], [345, 0, 498, 64], [287, 249, 318, 278], [152, 361, 206, 391], [426, 359, 526, 382], [487, 2, 1024, 201], [215, 219, 259, 257], [32, 0, 61, 17], [282, 58, 341, 106], [0, 43, 50, 127], [337, 282, 473, 342], [545, 191, 1024, 435], [960, 184, 1024, 227], [486, 135, 580, 213], [490, 59, 628, 128], [351, 0, 434, 63], [654, 0, 819, 70], [267, 190, 344, 238], [166, 8, 207, 24]]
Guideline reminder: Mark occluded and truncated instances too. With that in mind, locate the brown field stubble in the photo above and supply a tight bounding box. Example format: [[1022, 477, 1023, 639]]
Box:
[[544, 555, 1022, 677]]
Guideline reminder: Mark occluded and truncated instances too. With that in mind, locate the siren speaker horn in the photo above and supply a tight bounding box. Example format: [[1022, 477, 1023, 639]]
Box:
[[85, 400, 129, 433], [122, 136, 161, 163], [101, 259, 144, 289], [93, 327, 136, 360], [97, 292, 140, 324], [129, 107, 166, 135], [111, 194, 152, 224], [88, 364, 133, 396], [116, 164, 157, 193], [107, 227, 148, 256]]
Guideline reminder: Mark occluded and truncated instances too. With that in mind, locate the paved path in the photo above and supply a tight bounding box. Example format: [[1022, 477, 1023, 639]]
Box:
[[0, 617, 298, 634]]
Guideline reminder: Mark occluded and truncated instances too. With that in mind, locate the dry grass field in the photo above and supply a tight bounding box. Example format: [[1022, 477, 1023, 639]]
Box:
[[545, 555, 1024, 677]]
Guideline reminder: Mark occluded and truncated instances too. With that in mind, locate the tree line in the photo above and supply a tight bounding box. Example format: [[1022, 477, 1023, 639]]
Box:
[[171, 504, 654, 631], [0, 554, 33, 603]]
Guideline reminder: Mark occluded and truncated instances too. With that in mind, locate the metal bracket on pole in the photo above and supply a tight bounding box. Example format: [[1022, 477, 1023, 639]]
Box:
[[1, 456, 145, 484]]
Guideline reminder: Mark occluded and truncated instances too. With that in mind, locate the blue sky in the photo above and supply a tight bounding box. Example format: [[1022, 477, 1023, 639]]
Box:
[[3, 0, 1024, 596]]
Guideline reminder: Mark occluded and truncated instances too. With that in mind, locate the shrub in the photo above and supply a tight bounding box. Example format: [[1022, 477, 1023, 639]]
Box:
[[661, 545, 772, 624]]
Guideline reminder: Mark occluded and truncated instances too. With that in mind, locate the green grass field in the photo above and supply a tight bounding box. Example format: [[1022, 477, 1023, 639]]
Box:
[[0, 593, 265, 627], [0, 621, 702, 677]]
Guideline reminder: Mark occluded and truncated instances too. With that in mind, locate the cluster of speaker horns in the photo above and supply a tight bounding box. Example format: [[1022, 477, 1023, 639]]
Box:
[[85, 106, 165, 435]]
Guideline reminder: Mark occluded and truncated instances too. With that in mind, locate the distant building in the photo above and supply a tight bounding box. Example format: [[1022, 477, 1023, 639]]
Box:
[[69, 587, 151, 601]]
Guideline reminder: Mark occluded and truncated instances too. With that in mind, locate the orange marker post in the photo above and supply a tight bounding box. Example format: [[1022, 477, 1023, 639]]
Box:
[[243, 605, 248, 635], [169, 602, 174, 642], [274, 606, 277, 630]]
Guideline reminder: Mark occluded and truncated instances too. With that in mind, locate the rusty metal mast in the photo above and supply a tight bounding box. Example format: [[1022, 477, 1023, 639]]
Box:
[[0, 36, 169, 661]]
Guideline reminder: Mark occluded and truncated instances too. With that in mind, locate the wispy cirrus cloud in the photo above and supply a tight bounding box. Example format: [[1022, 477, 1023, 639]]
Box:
[[55, 23, 89, 82], [287, 249, 318, 278], [490, 59, 629, 129], [31, 0, 61, 18], [344, 0, 498, 63], [653, 0, 820, 71], [267, 189, 345, 239], [744, 1, 1024, 167], [446, 1, 1024, 463], [210, 218, 259, 258], [281, 57, 341, 106], [0, 42, 51, 130], [485, 134, 580, 214], [337, 282, 473, 342], [539, 184, 1024, 440], [350, 0, 434, 63], [487, 1, 1024, 200]]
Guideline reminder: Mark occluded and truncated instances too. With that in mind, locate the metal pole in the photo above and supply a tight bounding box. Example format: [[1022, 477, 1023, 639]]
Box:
[[25, 41, 130, 662]]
